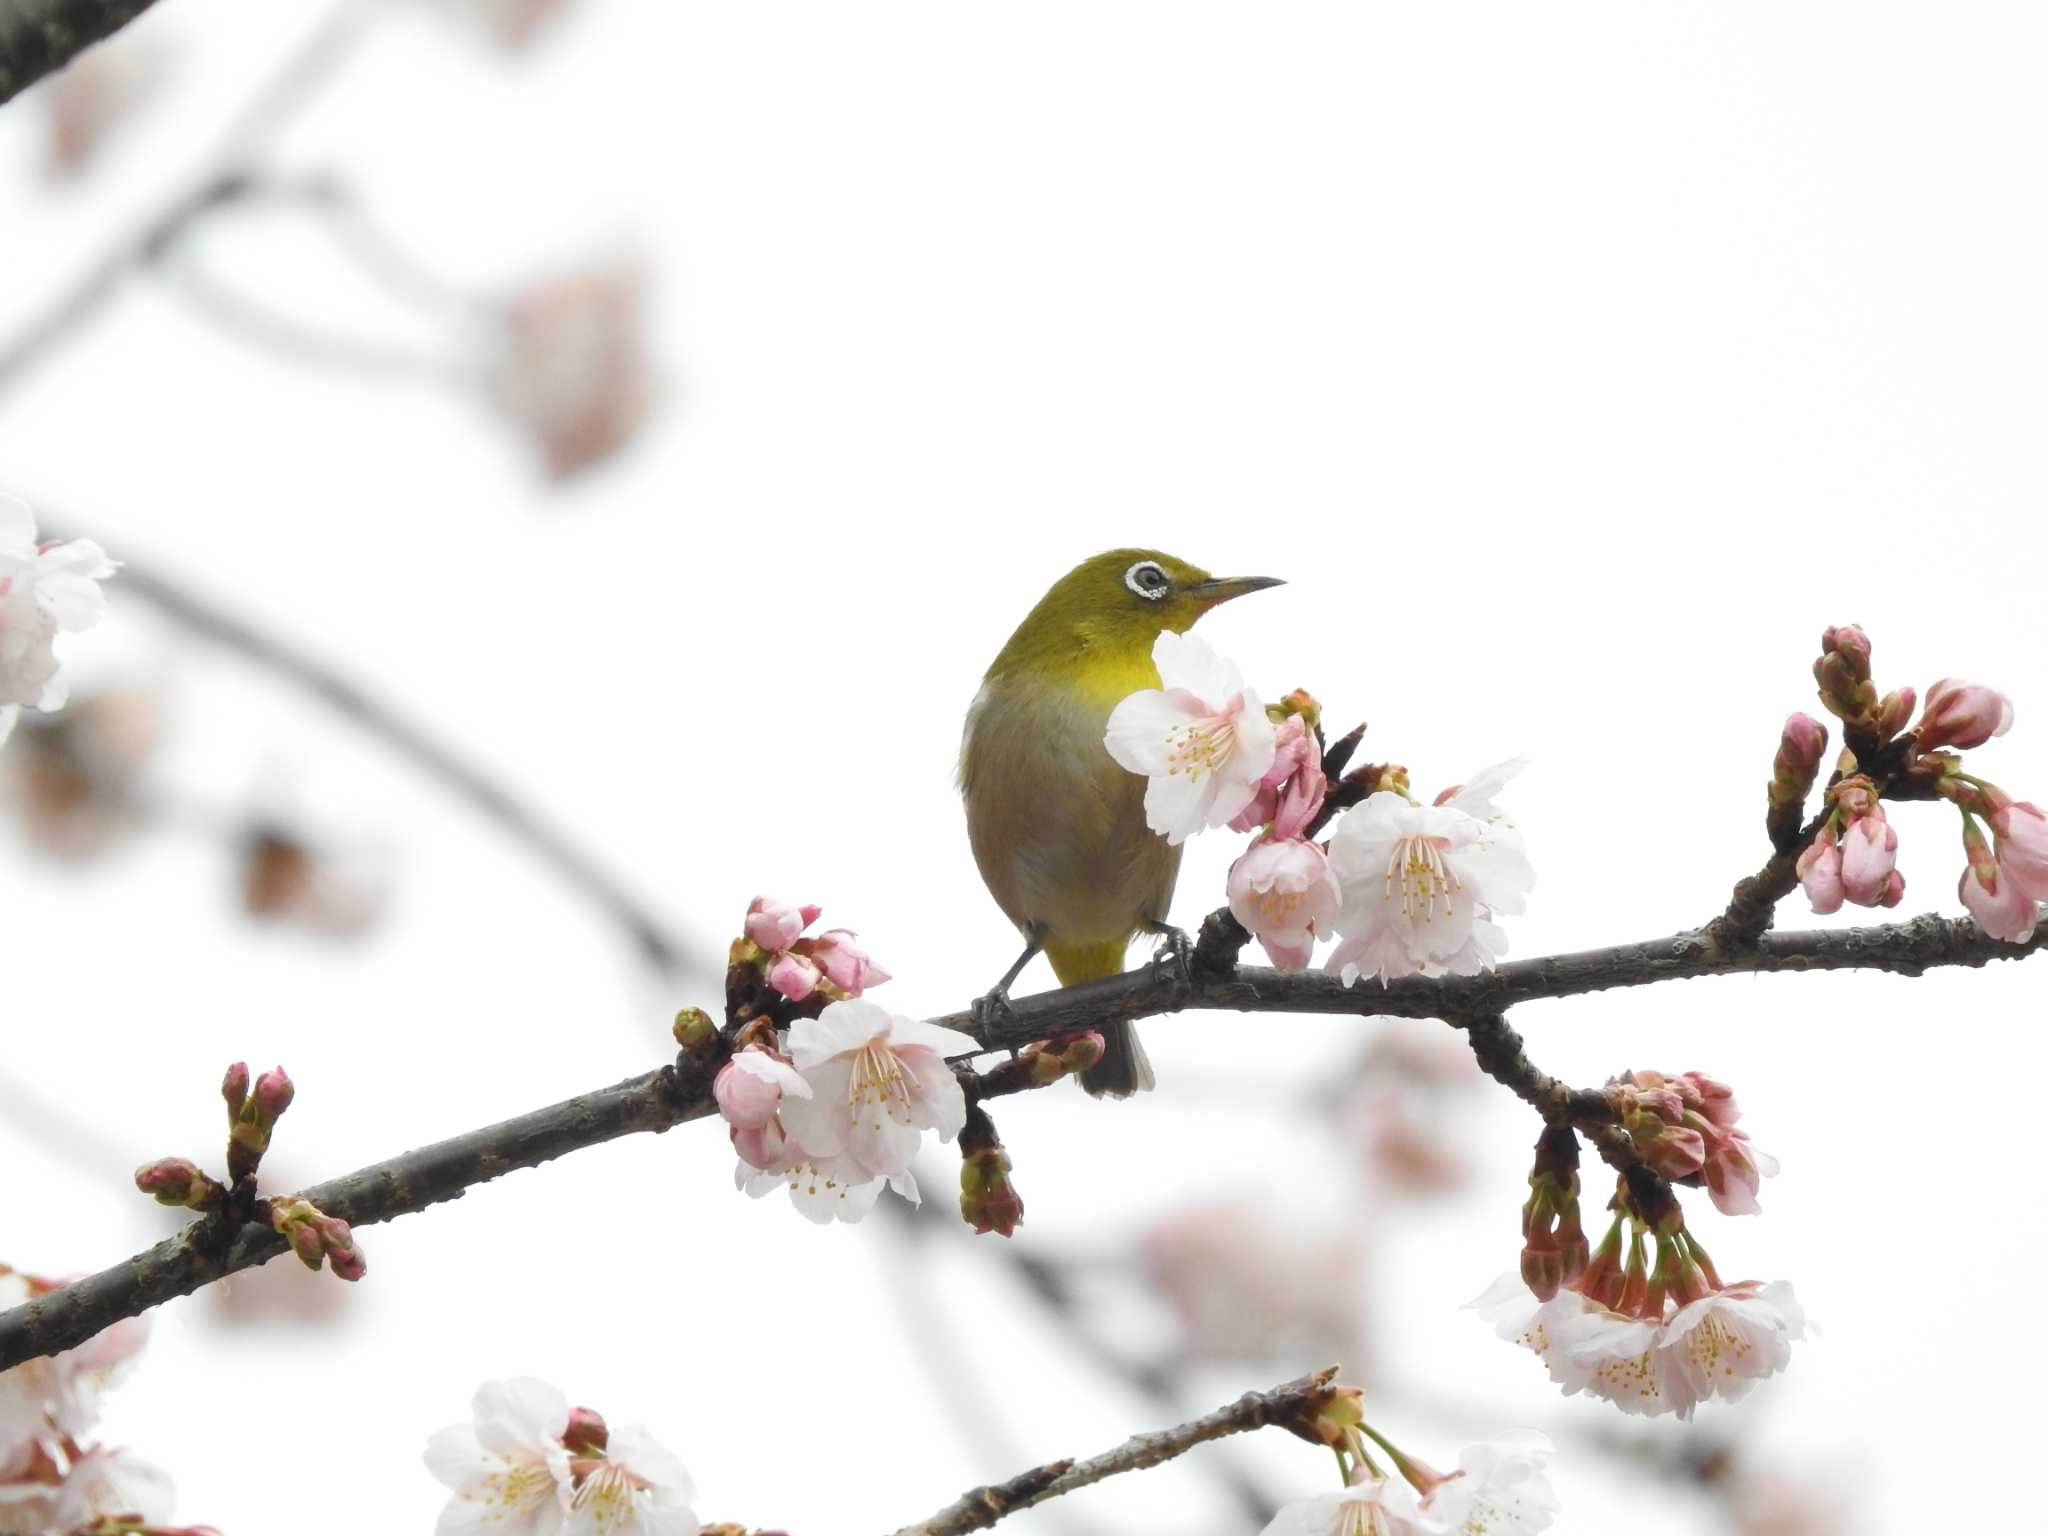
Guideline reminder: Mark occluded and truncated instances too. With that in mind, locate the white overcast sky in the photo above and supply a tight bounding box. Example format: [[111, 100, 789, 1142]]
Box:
[[3, 4, 2047, 1533]]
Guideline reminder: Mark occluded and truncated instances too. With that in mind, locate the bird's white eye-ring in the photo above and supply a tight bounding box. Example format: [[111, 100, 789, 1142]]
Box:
[[1125, 561, 1170, 600]]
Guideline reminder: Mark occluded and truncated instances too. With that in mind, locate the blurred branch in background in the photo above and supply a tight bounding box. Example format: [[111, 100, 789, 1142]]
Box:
[[0, 0, 165, 106], [24, 507, 706, 980]]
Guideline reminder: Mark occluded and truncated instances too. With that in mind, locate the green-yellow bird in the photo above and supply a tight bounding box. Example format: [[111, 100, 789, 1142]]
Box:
[[958, 550, 1283, 1097]]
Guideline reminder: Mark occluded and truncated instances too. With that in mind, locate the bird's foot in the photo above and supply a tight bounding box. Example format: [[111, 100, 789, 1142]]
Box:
[[971, 986, 1017, 1032], [1146, 924, 1194, 987]]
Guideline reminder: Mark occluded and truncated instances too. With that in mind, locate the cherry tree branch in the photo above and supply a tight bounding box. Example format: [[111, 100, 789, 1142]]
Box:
[[0, 0, 164, 105], [3, 903, 2039, 1371], [888, 1366, 1337, 1536]]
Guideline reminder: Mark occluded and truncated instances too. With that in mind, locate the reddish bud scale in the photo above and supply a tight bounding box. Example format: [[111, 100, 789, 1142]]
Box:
[[221, 1061, 251, 1118], [959, 1144, 1025, 1237], [563, 1406, 611, 1456], [134, 1157, 222, 1211]]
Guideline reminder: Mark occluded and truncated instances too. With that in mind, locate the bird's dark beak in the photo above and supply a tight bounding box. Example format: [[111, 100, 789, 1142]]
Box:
[[1189, 575, 1285, 608]]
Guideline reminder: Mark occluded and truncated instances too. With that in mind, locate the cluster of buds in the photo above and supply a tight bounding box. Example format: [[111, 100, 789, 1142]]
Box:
[[265, 1197, 366, 1282], [1604, 1069, 1778, 1214], [1519, 1126, 1589, 1301], [957, 1104, 1025, 1237], [1797, 769, 1903, 912], [726, 895, 889, 1014], [1790, 626, 2040, 942], [1225, 690, 1341, 968], [1273, 1380, 1561, 1536], [222, 1062, 294, 1184], [1473, 1170, 1806, 1420], [1812, 624, 1916, 742]]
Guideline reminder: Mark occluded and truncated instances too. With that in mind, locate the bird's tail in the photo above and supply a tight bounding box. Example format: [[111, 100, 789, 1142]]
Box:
[[1044, 937, 1156, 1098]]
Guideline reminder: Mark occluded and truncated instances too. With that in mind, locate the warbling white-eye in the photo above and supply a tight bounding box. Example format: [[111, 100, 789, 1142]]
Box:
[[957, 550, 1283, 1096]]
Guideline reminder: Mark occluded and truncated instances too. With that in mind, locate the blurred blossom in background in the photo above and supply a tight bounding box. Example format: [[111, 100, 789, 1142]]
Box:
[[4, 2, 2048, 1532]]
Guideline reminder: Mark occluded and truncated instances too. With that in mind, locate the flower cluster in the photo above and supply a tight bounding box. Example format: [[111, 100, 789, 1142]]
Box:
[[717, 999, 979, 1224], [0, 1267, 208, 1535], [1795, 626, 2042, 942], [426, 1377, 698, 1535], [1269, 1386, 1560, 1536], [728, 896, 889, 1007], [1604, 1070, 1778, 1215], [0, 495, 117, 750], [1472, 1194, 1805, 1420], [1106, 633, 1535, 984]]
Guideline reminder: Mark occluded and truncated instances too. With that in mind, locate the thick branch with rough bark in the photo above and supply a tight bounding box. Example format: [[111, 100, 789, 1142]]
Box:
[[0, 0, 163, 105], [2, 904, 2040, 1371], [890, 1367, 1338, 1536]]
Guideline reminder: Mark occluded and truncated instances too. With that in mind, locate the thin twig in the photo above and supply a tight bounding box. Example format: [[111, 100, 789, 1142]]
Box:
[[30, 511, 706, 982], [3, 904, 2040, 1370], [0, 1, 377, 402], [888, 1367, 1337, 1536]]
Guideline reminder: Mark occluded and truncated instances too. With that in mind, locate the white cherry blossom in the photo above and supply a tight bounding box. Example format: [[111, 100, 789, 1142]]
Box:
[[1105, 630, 1277, 844], [1656, 1281, 1807, 1411], [778, 999, 978, 1184], [0, 495, 117, 748], [1261, 1471, 1427, 1536], [425, 1377, 574, 1534], [1325, 762, 1534, 985], [1418, 1431, 1560, 1536]]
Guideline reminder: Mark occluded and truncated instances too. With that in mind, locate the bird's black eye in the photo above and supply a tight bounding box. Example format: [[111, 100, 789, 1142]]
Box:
[[1124, 561, 1170, 601]]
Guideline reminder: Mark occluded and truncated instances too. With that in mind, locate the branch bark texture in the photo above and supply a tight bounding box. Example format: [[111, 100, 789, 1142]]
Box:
[[2, 907, 2040, 1371], [0, 0, 163, 105], [890, 1367, 1337, 1536]]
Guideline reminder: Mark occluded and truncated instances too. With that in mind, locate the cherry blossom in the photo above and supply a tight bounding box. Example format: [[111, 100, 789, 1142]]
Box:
[[1656, 1281, 1807, 1411], [1228, 834, 1341, 969], [0, 495, 117, 748], [1795, 824, 1845, 914], [778, 1000, 978, 1184], [1915, 678, 2014, 751], [1105, 630, 1277, 843], [1324, 762, 1534, 985], [487, 255, 652, 480], [1260, 1469, 1426, 1536], [1417, 1432, 1560, 1536]]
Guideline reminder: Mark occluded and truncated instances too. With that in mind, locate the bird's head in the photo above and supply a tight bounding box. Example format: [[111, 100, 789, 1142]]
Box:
[[986, 548, 1283, 681]]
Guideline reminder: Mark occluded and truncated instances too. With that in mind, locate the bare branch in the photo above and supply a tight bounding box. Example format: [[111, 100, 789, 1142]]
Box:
[[889, 1366, 1337, 1536], [0, 0, 164, 106], [2, 905, 2039, 1370]]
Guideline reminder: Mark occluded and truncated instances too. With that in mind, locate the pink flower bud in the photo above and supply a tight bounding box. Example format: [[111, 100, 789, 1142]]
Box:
[[1679, 1072, 1741, 1130], [1769, 713, 1830, 810], [804, 929, 890, 996], [1520, 1240, 1565, 1302], [1840, 813, 1899, 906], [1227, 834, 1341, 971], [1991, 802, 2048, 901], [744, 895, 817, 952], [959, 1143, 1025, 1237], [1917, 679, 2015, 751], [1820, 624, 1872, 677], [563, 1406, 610, 1456], [1021, 1031, 1105, 1086], [221, 1061, 251, 1118], [252, 1066, 295, 1128], [327, 1242, 368, 1282], [135, 1157, 220, 1210], [765, 949, 820, 1002], [1701, 1129, 1780, 1216], [1796, 824, 1845, 914], [714, 1056, 784, 1131]]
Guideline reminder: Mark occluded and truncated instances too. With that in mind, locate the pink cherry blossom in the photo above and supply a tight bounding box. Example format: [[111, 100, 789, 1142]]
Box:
[[1916, 678, 2014, 751], [1227, 834, 1341, 969], [764, 950, 821, 1002], [1104, 631, 1277, 844], [1657, 1281, 1807, 1410], [744, 896, 818, 952], [713, 1048, 809, 1133], [777, 999, 980, 1190], [1227, 714, 1326, 839], [1796, 824, 1844, 913], [805, 929, 891, 994]]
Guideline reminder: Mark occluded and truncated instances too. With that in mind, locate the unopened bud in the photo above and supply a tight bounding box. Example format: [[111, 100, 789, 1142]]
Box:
[[671, 1007, 718, 1055], [1880, 869, 1906, 907], [1814, 627, 1878, 726], [221, 1061, 251, 1119], [959, 1143, 1025, 1237], [563, 1406, 610, 1456], [1272, 688, 1323, 729], [268, 1196, 367, 1281], [1821, 624, 1872, 679], [228, 1065, 293, 1184], [134, 1157, 222, 1211], [1962, 816, 2000, 887], [1917, 678, 2015, 751], [1520, 1241, 1565, 1301], [1768, 712, 1830, 825], [1020, 1031, 1106, 1086], [252, 1066, 294, 1127], [1874, 686, 1917, 740]]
